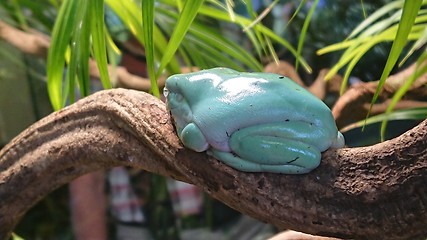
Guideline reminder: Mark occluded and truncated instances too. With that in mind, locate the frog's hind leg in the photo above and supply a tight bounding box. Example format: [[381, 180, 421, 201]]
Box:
[[208, 150, 314, 174]]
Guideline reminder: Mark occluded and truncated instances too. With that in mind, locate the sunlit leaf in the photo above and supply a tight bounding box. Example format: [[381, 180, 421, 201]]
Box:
[[156, 0, 204, 78], [341, 107, 427, 133], [380, 51, 427, 139], [90, 0, 111, 90], [142, 0, 160, 97], [64, 0, 89, 106], [198, 5, 312, 73], [243, 0, 278, 32], [295, 0, 318, 71], [347, 0, 404, 39], [46, 0, 79, 110], [106, 0, 181, 75], [368, 0, 423, 128]]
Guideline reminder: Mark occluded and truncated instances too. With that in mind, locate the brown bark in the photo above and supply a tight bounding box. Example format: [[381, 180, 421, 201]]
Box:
[[1, 89, 427, 240]]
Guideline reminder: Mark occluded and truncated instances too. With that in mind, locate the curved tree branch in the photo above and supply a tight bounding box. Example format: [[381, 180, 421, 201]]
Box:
[[0, 89, 427, 240]]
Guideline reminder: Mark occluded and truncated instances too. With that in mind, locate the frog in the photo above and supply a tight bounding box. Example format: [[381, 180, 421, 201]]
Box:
[[164, 67, 344, 174]]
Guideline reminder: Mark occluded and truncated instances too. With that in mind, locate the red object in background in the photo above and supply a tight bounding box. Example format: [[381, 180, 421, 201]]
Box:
[[120, 36, 148, 77]]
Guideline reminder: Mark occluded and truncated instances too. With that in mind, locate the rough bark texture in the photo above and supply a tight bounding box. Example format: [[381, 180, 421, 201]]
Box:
[[0, 89, 427, 240]]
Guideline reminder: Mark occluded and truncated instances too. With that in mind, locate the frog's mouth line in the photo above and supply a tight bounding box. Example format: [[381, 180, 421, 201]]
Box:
[[286, 157, 300, 164]]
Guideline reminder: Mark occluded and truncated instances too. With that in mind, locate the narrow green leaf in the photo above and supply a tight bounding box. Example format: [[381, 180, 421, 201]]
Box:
[[47, 0, 79, 110], [400, 18, 427, 65], [360, 0, 367, 19], [76, 4, 91, 98], [11, 232, 24, 240], [142, 0, 160, 97], [341, 107, 427, 133], [286, 0, 307, 29], [244, 0, 257, 19], [90, 0, 111, 90], [106, 0, 181, 75], [243, 0, 278, 32], [348, 0, 404, 39], [368, 0, 423, 125], [11, 0, 28, 30], [64, 0, 89, 106], [225, 0, 235, 22], [156, 0, 205, 78], [198, 5, 312, 73], [189, 25, 263, 70], [295, 0, 318, 71], [340, 40, 379, 94], [380, 51, 427, 139], [155, 7, 262, 71]]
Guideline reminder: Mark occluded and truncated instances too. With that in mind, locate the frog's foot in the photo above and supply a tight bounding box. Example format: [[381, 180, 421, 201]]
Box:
[[208, 150, 317, 174], [180, 123, 209, 152]]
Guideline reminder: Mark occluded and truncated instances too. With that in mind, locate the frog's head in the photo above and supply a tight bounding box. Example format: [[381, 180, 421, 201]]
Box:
[[164, 68, 239, 132]]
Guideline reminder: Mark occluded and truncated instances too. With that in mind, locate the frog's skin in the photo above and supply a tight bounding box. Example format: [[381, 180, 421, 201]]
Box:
[[164, 67, 345, 174]]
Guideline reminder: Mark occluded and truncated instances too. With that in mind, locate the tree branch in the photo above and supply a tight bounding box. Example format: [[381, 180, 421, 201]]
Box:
[[0, 89, 426, 240]]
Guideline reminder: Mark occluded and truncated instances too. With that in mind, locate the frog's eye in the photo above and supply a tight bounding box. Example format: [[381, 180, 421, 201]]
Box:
[[163, 87, 170, 97]]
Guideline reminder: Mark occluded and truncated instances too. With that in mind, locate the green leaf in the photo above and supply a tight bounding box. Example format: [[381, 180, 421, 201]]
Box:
[[400, 10, 427, 65], [188, 24, 263, 70], [64, 0, 89, 106], [156, 0, 205, 78], [368, 0, 423, 126], [90, 0, 111, 90], [243, 0, 278, 32], [11, 232, 24, 240], [76, 4, 91, 98], [155, 6, 262, 71], [142, 0, 160, 97], [347, 0, 404, 39], [380, 51, 427, 139], [106, 0, 181, 75], [295, 0, 318, 71], [341, 107, 427, 133], [46, 0, 79, 110], [11, 0, 29, 30], [198, 5, 312, 73]]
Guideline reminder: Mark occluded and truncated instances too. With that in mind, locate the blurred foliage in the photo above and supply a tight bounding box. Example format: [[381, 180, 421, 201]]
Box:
[[1, 0, 427, 238], [275, 0, 392, 82]]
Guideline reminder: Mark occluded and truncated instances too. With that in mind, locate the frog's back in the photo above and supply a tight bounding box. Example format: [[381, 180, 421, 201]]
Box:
[[191, 71, 337, 149]]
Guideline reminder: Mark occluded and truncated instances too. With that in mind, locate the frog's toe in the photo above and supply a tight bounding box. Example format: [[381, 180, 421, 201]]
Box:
[[331, 131, 345, 148]]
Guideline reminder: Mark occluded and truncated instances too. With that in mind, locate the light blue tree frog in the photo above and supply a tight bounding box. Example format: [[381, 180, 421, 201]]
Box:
[[164, 67, 344, 174]]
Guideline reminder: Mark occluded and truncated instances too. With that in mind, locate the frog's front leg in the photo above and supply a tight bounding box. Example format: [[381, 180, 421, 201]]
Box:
[[179, 123, 209, 152], [209, 121, 334, 174]]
